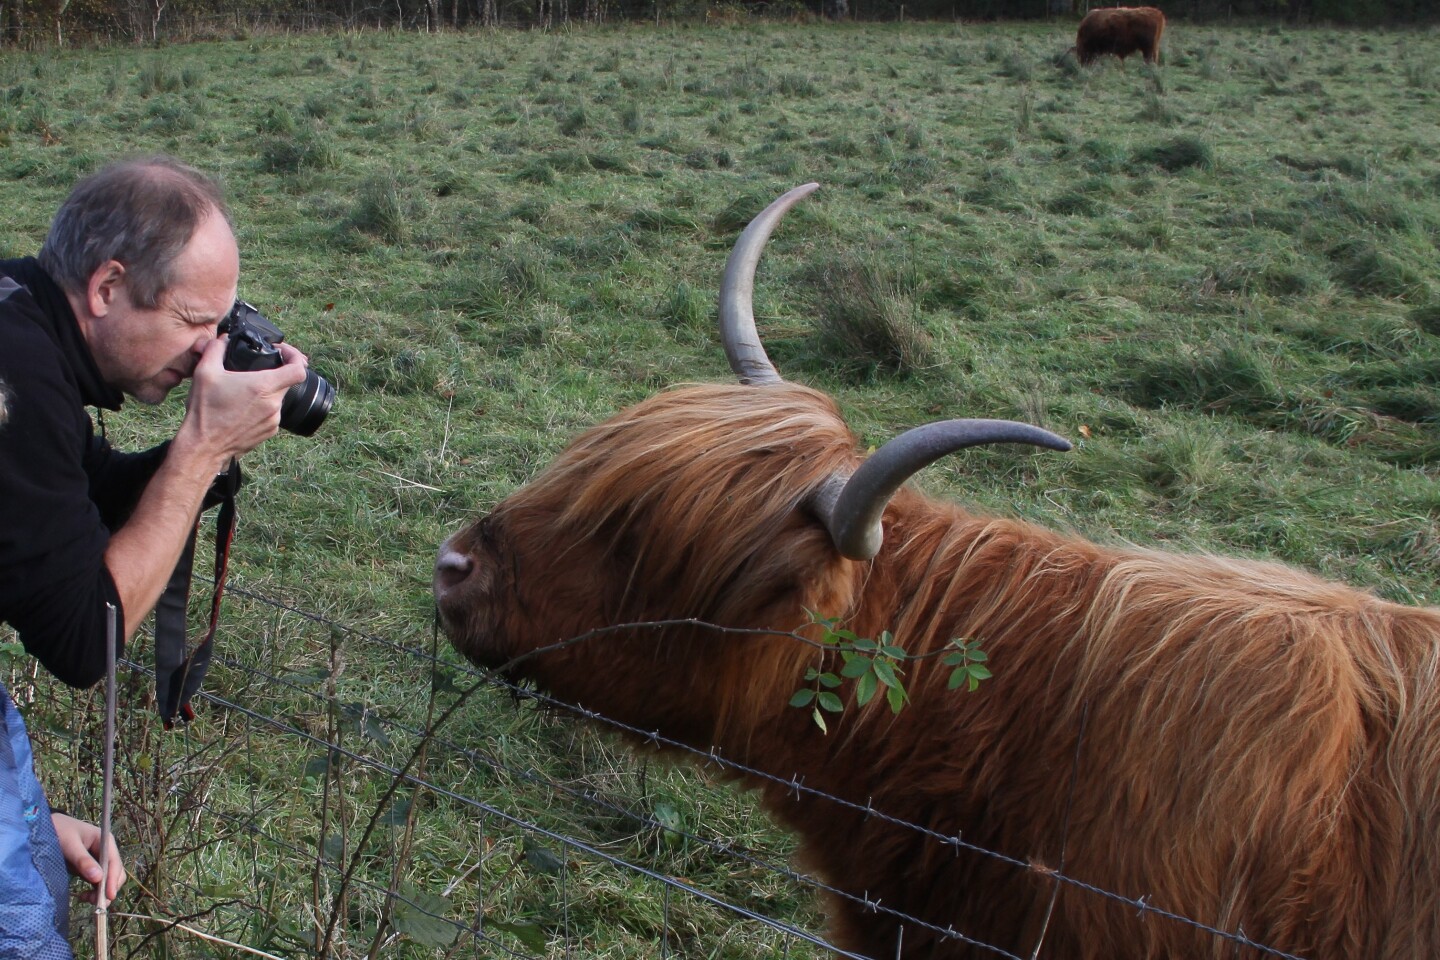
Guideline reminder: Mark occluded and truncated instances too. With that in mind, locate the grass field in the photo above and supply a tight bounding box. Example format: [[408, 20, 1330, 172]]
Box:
[[1, 19, 1437, 958]]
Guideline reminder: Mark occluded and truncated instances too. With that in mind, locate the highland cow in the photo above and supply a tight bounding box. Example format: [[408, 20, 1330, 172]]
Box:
[[434, 183, 1440, 960], [1074, 6, 1166, 66]]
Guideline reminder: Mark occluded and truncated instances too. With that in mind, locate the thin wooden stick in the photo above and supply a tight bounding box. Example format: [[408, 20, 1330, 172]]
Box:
[[96, 603, 118, 957], [107, 912, 290, 960]]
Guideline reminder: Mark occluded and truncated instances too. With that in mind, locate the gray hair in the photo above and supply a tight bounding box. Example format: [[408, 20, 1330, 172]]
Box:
[[38, 155, 230, 310]]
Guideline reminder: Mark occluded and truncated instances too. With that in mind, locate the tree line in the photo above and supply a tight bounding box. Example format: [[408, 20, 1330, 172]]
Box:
[[0, 0, 1432, 55]]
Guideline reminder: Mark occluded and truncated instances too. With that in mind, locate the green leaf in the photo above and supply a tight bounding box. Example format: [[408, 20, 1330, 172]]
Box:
[[967, 664, 993, 681], [272, 919, 311, 948], [336, 702, 393, 746], [653, 801, 683, 831], [790, 688, 816, 708], [855, 669, 877, 706], [380, 794, 413, 826], [362, 712, 392, 746], [840, 656, 871, 679], [812, 707, 828, 733], [524, 840, 566, 876], [652, 801, 684, 847], [872, 658, 902, 689], [817, 691, 844, 713], [968, 649, 988, 662], [322, 833, 345, 863], [429, 667, 463, 693], [303, 750, 342, 780], [818, 671, 842, 688], [850, 636, 877, 651], [202, 879, 247, 899], [392, 889, 457, 948], [886, 684, 908, 714], [488, 919, 548, 951]]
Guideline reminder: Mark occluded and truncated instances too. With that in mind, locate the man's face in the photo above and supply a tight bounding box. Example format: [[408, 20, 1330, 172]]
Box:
[[88, 210, 240, 405]]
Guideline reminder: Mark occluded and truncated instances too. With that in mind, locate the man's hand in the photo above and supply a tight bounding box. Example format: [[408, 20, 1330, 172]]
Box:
[[51, 812, 126, 906], [181, 335, 310, 467]]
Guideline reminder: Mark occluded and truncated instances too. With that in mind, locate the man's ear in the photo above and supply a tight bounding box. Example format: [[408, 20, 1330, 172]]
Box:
[[86, 260, 126, 319]]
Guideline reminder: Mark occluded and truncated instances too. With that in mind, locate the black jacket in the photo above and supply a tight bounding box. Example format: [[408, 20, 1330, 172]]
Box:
[[0, 258, 169, 688]]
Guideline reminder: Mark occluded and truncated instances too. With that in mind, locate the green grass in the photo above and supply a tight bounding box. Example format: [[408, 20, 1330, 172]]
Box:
[[0, 19, 1437, 958]]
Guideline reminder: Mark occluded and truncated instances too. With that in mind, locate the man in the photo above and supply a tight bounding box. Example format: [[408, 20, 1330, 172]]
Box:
[[0, 156, 308, 953]]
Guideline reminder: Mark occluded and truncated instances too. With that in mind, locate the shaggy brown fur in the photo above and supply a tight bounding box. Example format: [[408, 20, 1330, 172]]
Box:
[[436, 382, 1440, 960], [1075, 6, 1166, 66]]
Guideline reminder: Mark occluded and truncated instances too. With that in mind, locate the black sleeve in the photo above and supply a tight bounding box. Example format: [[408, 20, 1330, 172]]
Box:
[[0, 322, 125, 688], [85, 435, 171, 531]]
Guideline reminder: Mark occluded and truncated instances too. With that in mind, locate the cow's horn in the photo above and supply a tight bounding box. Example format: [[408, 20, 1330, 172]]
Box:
[[807, 420, 1073, 560], [718, 182, 820, 386]]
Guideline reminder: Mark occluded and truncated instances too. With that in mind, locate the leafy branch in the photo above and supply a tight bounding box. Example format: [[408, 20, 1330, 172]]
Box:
[[790, 612, 991, 732], [943, 637, 991, 691], [469, 611, 992, 735]]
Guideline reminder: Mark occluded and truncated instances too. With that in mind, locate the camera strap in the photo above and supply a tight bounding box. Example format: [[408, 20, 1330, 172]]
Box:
[[154, 458, 240, 728]]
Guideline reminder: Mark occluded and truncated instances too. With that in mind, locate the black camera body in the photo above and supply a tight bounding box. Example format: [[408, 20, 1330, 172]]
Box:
[[220, 300, 334, 437]]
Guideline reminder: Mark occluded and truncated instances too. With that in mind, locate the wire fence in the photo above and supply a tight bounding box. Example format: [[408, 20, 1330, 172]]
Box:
[[8, 572, 1312, 960]]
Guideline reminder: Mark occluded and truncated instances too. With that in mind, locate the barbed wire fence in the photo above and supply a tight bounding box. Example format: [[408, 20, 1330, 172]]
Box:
[[7, 574, 1310, 960]]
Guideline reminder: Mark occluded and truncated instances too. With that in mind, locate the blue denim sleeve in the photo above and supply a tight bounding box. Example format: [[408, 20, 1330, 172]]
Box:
[[0, 684, 75, 959]]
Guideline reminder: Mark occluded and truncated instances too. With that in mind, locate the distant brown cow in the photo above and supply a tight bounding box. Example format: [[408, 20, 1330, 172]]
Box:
[[1075, 6, 1166, 66], [435, 184, 1440, 959]]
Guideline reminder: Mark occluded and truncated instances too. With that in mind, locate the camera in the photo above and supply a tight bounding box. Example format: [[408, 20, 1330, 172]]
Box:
[[220, 300, 335, 437]]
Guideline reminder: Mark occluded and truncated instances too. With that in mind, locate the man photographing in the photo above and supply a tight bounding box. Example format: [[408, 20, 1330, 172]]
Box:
[[0, 156, 309, 952]]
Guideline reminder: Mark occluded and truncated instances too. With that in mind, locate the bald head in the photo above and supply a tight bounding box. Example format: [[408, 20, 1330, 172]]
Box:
[[39, 155, 231, 310]]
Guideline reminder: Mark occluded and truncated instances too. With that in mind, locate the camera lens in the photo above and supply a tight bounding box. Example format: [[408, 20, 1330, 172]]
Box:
[[280, 370, 335, 437]]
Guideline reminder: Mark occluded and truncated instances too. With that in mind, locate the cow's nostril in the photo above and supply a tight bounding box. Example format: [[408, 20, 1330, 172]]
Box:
[[434, 549, 474, 592]]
